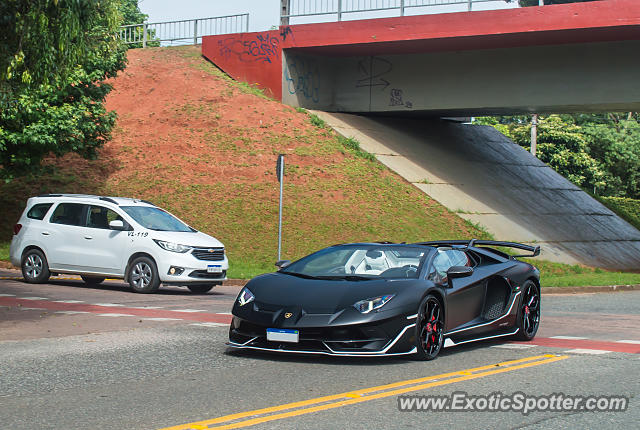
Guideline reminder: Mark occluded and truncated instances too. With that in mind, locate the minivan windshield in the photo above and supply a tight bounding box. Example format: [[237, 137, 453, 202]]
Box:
[[121, 206, 194, 232], [280, 245, 430, 280]]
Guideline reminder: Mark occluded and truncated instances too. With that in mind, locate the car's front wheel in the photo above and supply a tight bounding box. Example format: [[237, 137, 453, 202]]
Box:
[[81, 276, 105, 285], [415, 294, 444, 360], [21, 249, 50, 284], [128, 256, 160, 293], [514, 280, 540, 341], [187, 284, 215, 294]]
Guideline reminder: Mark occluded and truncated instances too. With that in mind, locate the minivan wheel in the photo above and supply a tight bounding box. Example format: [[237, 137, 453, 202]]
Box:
[[187, 284, 214, 294], [22, 249, 50, 284], [81, 276, 106, 285], [128, 256, 160, 293]]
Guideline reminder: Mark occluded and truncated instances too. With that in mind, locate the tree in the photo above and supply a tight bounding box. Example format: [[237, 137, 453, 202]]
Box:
[[581, 119, 640, 198], [119, 0, 148, 25], [0, 0, 126, 180]]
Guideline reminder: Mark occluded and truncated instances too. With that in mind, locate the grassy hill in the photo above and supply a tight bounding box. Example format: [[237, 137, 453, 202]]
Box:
[[0, 46, 488, 278]]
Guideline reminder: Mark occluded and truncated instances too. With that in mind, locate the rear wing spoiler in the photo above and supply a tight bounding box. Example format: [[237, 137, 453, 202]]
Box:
[[416, 240, 541, 258]]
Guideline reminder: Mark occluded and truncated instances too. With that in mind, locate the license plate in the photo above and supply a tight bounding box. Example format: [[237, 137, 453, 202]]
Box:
[[266, 328, 299, 343], [207, 265, 222, 273]]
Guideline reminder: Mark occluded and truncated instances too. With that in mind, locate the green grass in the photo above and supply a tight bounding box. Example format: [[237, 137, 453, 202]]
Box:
[[0, 241, 9, 262], [525, 259, 640, 287]]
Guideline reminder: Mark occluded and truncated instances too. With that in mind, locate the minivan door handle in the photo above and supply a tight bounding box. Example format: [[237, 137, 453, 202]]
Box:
[[41, 231, 50, 236], [84, 235, 93, 240]]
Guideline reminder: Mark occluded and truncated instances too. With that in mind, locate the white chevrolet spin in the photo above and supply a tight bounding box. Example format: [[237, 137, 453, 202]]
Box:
[[10, 194, 228, 293]]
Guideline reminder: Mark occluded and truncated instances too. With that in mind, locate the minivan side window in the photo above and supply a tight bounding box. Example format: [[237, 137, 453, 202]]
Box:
[[27, 203, 53, 220], [86, 205, 122, 229], [50, 203, 86, 226]]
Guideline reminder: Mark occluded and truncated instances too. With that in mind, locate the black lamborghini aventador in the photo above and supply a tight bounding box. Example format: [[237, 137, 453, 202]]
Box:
[[228, 240, 541, 360]]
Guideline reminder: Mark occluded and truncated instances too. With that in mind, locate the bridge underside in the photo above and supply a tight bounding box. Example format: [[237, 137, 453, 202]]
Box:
[[282, 39, 640, 116]]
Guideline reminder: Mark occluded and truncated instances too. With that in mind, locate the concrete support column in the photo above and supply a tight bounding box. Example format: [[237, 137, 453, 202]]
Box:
[[281, 0, 290, 26]]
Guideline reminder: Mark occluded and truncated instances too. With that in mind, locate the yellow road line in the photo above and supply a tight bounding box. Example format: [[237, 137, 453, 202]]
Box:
[[160, 354, 569, 430]]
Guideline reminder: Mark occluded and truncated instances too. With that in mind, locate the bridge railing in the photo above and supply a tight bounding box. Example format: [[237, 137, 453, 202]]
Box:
[[281, 0, 516, 24], [119, 14, 250, 47]]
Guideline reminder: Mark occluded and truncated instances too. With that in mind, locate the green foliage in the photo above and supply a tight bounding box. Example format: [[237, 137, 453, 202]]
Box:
[[118, 0, 148, 25], [308, 113, 327, 129], [1, 0, 127, 180], [596, 196, 640, 232], [580, 119, 640, 198]]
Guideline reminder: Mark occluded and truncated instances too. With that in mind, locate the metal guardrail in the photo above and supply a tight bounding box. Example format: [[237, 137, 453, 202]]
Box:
[[280, 0, 517, 24], [119, 14, 250, 47]]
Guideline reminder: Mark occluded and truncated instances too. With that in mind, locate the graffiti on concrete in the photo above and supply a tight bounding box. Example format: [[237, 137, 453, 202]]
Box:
[[356, 57, 392, 90], [285, 56, 320, 103], [389, 88, 413, 109], [218, 33, 280, 64]]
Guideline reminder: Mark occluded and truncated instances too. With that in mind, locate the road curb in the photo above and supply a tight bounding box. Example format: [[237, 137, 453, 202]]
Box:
[[542, 284, 640, 294]]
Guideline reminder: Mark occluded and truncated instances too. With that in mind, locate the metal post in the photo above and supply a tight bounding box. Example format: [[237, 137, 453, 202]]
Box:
[[531, 114, 538, 156], [193, 19, 198, 45], [143, 23, 147, 48], [338, 0, 343, 21], [400, 0, 405, 16], [468, 0, 472, 12], [246, 14, 250, 32], [277, 155, 284, 261], [281, 0, 290, 26], [539, 0, 544, 5]]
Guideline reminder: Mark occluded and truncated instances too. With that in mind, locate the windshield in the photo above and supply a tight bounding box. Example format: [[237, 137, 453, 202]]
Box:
[[281, 245, 431, 279], [121, 206, 195, 232]]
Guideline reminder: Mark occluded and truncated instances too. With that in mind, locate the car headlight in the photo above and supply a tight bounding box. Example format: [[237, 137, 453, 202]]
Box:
[[237, 288, 255, 307], [153, 239, 191, 253], [353, 294, 395, 314]]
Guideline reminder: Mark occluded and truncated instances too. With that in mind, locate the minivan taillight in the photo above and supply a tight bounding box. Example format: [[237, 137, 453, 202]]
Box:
[[13, 223, 22, 235]]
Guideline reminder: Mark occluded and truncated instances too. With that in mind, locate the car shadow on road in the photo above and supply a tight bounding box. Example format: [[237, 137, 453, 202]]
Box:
[[223, 340, 507, 366], [43, 279, 228, 296]]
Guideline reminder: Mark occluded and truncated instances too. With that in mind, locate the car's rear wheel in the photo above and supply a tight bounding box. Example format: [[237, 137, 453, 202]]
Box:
[[514, 280, 540, 341], [81, 276, 105, 285], [21, 249, 50, 284], [187, 284, 214, 294], [128, 257, 160, 293], [415, 294, 444, 361]]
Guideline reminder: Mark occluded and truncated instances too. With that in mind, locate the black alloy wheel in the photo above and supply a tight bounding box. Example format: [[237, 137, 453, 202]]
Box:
[[415, 294, 444, 360], [515, 280, 540, 341]]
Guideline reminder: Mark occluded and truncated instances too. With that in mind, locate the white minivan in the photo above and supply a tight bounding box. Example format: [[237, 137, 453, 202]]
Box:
[[10, 194, 228, 293]]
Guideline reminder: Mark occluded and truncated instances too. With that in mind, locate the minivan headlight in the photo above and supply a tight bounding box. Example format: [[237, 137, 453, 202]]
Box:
[[153, 239, 191, 253]]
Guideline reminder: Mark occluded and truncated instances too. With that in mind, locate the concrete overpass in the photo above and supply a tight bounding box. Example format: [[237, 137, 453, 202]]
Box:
[[203, 0, 640, 115], [201, 0, 640, 270]]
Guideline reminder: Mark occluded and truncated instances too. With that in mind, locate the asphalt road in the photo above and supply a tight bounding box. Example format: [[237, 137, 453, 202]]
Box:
[[0, 270, 638, 430]]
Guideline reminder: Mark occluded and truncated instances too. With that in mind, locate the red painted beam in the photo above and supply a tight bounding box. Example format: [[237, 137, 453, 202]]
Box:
[[281, 0, 640, 55]]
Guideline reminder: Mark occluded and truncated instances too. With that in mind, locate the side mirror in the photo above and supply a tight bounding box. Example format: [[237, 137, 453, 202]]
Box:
[[275, 260, 291, 269], [447, 265, 473, 279], [109, 220, 126, 231]]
